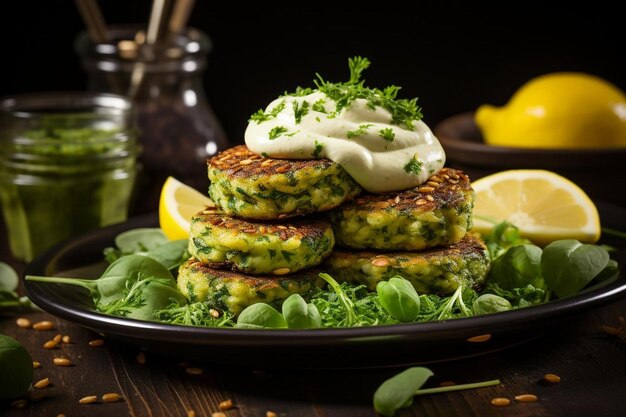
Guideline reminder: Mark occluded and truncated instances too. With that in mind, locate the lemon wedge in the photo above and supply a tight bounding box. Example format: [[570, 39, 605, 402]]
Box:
[[159, 176, 214, 240], [471, 170, 600, 245]]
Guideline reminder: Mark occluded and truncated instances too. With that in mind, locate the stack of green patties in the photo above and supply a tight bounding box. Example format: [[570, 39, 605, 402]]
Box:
[[177, 144, 361, 315], [177, 145, 490, 317]]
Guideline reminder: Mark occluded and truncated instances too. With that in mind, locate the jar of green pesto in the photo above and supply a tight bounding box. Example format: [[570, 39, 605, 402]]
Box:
[[0, 92, 138, 261]]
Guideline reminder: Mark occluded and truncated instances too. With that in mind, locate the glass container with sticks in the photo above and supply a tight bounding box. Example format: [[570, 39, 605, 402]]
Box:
[[74, 0, 228, 213]]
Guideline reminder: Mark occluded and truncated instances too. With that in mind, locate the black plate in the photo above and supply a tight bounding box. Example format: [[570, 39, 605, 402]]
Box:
[[24, 203, 626, 370]]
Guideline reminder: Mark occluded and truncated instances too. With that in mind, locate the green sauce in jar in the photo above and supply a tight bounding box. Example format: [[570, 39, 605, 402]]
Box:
[[0, 93, 138, 261]]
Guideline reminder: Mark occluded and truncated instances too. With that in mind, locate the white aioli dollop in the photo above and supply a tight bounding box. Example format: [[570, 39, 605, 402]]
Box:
[[244, 91, 445, 193]]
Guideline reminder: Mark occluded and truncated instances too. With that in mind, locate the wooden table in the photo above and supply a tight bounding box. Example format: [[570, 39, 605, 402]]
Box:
[[2, 220, 626, 417]]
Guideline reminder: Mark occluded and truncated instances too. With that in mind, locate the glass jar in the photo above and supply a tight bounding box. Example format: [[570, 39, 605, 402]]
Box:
[[0, 92, 138, 261], [75, 26, 229, 213]]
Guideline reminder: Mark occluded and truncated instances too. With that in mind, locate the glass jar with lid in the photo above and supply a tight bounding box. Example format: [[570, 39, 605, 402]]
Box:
[[75, 27, 229, 213], [0, 92, 138, 261]]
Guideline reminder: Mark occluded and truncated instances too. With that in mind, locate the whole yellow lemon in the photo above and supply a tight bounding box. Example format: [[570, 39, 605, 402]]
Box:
[[475, 72, 626, 148]]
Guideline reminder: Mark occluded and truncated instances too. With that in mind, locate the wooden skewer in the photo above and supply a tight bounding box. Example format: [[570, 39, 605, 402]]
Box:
[[74, 0, 110, 43], [168, 0, 196, 40]]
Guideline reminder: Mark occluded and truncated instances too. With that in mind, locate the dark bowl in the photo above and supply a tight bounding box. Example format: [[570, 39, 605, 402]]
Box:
[[433, 112, 626, 207]]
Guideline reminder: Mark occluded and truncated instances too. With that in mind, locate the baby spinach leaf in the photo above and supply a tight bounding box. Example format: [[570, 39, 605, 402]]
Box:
[[488, 244, 545, 290], [0, 333, 33, 400], [143, 239, 190, 271], [472, 294, 512, 315], [482, 220, 531, 260], [542, 240, 610, 298], [373, 367, 434, 417], [282, 294, 321, 329], [0, 262, 19, 292], [236, 303, 287, 329], [115, 228, 169, 252], [376, 276, 420, 322]]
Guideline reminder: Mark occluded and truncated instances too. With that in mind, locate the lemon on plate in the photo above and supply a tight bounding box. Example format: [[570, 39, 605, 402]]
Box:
[[475, 72, 626, 149], [159, 176, 214, 240], [471, 170, 600, 246]]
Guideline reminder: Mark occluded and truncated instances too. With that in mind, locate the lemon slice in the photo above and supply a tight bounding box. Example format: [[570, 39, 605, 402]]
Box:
[[159, 176, 214, 240], [471, 170, 600, 245]]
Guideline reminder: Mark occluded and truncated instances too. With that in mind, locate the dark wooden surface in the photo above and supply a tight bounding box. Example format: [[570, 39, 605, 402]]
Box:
[[2, 220, 626, 417]]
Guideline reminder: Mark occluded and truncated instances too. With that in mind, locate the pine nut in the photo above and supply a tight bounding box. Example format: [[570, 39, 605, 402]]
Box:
[[33, 361, 41, 369], [16, 318, 31, 328], [53, 334, 62, 344], [186, 367, 203, 375], [491, 397, 510, 406], [62, 335, 71, 344], [219, 399, 233, 410], [209, 309, 220, 318], [266, 412, 278, 417], [53, 357, 72, 367], [33, 320, 54, 330], [88, 339, 105, 347], [467, 334, 492, 343], [212, 413, 227, 417], [544, 373, 561, 383], [43, 340, 58, 349], [371, 258, 390, 267], [102, 393, 121, 402], [188, 411, 196, 417], [34, 378, 50, 389], [10, 399, 28, 409], [79, 395, 98, 404], [272, 267, 290, 275], [515, 394, 538, 402]]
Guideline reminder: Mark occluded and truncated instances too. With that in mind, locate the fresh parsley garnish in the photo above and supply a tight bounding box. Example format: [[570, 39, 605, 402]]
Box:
[[285, 57, 423, 130], [347, 123, 373, 138], [379, 128, 395, 142], [268, 126, 288, 140], [312, 99, 327, 113], [292, 100, 310, 124], [312, 140, 324, 158], [249, 100, 286, 123], [403, 156, 423, 175]]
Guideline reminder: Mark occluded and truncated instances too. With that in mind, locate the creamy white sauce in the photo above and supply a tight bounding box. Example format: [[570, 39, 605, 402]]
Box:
[[244, 91, 445, 193]]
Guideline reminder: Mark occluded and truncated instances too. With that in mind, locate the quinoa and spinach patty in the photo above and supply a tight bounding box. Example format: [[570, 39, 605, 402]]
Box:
[[330, 168, 474, 250], [208, 145, 361, 219], [324, 233, 489, 295], [189, 210, 335, 275], [177, 258, 325, 315]]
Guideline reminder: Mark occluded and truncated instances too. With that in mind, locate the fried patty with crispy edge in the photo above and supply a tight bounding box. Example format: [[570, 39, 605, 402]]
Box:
[[177, 258, 325, 315], [324, 233, 489, 295], [329, 168, 474, 250], [188, 209, 334, 275], [207, 145, 361, 220]]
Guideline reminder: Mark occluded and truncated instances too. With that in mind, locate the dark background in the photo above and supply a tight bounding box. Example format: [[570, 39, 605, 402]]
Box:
[[1, 1, 625, 143]]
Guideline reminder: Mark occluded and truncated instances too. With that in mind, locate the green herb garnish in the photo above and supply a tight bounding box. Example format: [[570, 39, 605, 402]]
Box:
[[312, 99, 327, 113], [347, 123, 373, 138], [268, 126, 289, 140], [249, 100, 287, 123], [312, 140, 324, 158], [403, 156, 423, 175], [379, 127, 395, 142], [292, 100, 310, 124]]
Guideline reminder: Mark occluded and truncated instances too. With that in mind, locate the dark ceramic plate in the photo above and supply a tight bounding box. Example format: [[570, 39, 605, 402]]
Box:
[[24, 205, 626, 370]]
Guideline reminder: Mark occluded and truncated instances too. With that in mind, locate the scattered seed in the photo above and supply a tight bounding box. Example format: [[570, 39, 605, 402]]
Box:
[[219, 399, 234, 410], [239, 159, 254, 166], [491, 397, 510, 407], [467, 334, 492, 343], [426, 195, 435, 202], [209, 309, 220, 318], [415, 199, 427, 205], [88, 339, 105, 347], [272, 267, 291, 275], [79, 395, 98, 404], [10, 399, 28, 409], [261, 160, 273, 167], [418, 186, 435, 193], [57, 414, 66, 417], [136, 352, 146, 364], [394, 195, 401, 204], [53, 357, 72, 367], [515, 394, 538, 402], [427, 181, 440, 187], [275, 165, 290, 173], [212, 413, 227, 417], [16, 318, 32, 328], [34, 378, 50, 389], [102, 393, 121, 402], [544, 373, 561, 383], [266, 412, 278, 417], [53, 334, 63, 344], [277, 225, 287, 230], [43, 340, 58, 349], [259, 226, 267, 234], [62, 335, 71, 344], [33, 361, 41, 369], [188, 410, 196, 417], [186, 367, 203, 375], [439, 381, 456, 387], [371, 258, 390, 267], [33, 320, 55, 331]]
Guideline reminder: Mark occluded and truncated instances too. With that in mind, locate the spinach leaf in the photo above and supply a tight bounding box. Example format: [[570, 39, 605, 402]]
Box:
[[0, 262, 19, 292], [282, 294, 321, 329], [488, 244, 545, 290], [484, 283, 546, 306], [0, 262, 37, 312], [376, 276, 420, 322], [374, 367, 434, 416], [482, 220, 531, 259], [0, 334, 33, 400], [115, 228, 169, 252], [472, 294, 512, 315], [26, 254, 175, 307], [142, 239, 189, 271], [236, 303, 287, 329], [542, 240, 610, 298]]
